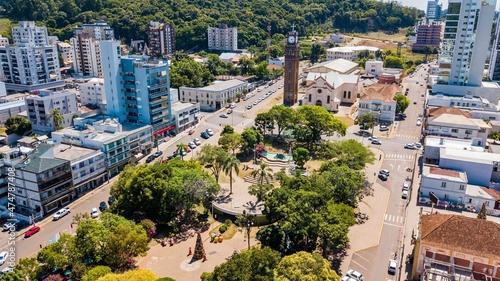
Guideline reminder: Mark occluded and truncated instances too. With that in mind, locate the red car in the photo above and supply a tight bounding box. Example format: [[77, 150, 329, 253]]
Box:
[[24, 225, 40, 237]]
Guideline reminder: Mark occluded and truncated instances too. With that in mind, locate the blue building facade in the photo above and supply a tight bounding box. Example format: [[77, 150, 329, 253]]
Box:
[[101, 41, 174, 138]]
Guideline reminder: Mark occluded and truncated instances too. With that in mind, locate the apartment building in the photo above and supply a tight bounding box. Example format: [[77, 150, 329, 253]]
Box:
[[0, 36, 8, 47], [70, 20, 114, 77], [412, 21, 443, 53], [79, 78, 105, 107], [25, 90, 79, 133], [171, 102, 200, 133], [0, 22, 64, 92], [179, 79, 247, 111], [148, 21, 175, 57], [426, 0, 443, 20], [437, 0, 496, 86], [57, 42, 74, 67], [207, 24, 238, 51], [326, 46, 380, 61], [52, 118, 153, 177]]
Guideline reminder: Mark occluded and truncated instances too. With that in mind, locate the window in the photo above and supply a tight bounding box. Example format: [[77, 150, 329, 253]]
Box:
[[327, 96, 330, 103], [308, 94, 312, 102], [444, 194, 449, 199], [441, 182, 447, 187], [317, 89, 322, 94], [451, 129, 458, 133], [459, 185, 465, 190]]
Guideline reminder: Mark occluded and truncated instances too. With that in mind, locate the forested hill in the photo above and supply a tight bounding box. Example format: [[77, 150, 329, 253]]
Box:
[[0, 0, 423, 50]]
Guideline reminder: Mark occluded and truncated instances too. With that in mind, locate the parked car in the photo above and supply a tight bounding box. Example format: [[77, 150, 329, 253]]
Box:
[[24, 225, 41, 238], [379, 125, 389, 131], [108, 196, 116, 205], [230, 103, 236, 109], [188, 129, 195, 135], [91, 208, 99, 218], [379, 169, 390, 176], [97, 201, 107, 212], [153, 151, 163, 158], [246, 105, 252, 110], [220, 113, 228, 118], [206, 129, 214, 136], [416, 120, 422, 126], [194, 138, 201, 146], [0, 251, 8, 265], [413, 100, 417, 104], [188, 142, 197, 149], [413, 142, 422, 148], [1, 266, 13, 274], [378, 173, 388, 181], [3, 220, 23, 231], [371, 139, 382, 145], [201, 131, 210, 139], [388, 259, 397, 274], [146, 155, 155, 163], [402, 190, 409, 199], [53, 208, 70, 221], [404, 143, 416, 150], [403, 182, 410, 191], [253, 101, 258, 106], [368, 136, 378, 141], [346, 269, 364, 281], [227, 109, 233, 114]]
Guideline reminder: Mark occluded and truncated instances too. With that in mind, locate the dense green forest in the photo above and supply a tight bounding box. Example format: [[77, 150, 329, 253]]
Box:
[[0, 0, 423, 51]]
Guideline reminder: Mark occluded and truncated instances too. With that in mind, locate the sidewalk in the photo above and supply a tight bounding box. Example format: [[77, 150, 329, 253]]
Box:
[[137, 225, 260, 280], [340, 148, 391, 274]]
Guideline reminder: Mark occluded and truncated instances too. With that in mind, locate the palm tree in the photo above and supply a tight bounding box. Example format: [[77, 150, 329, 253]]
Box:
[[176, 142, 187, 160], [224, 155, 240, 195], [251, 162, 273, 187], [46, 109, 64, 130]]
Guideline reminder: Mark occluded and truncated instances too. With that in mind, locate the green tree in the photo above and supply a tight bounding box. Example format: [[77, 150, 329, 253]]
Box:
[[47, 109, 64, 130], [292, 147, 310, 169], [384, 55, 404, 68], [423, 45, 433, 62], [205, 53, 227, 76], [357, 112, 376, 131], [293, 106, 347, 149], [251, 162, 274, 187], [196, 144, 230, 183], [477, 202, 487, 219], [269, 105, 296, 137], [218, 133, 242, 154], [82, 266, 112, 281], [256, 225, 286, 252], [97, 269, 158, 281], [394, 94, 411, 114], [357, 49, 370, 60], [488, 130, 500, 141], [37, 234, 76, 270], [310, 44, 325, 63], [223, 155, 240, 195], [170, 56, 213, 88], [241, 127, 262, 154], [12, 258, 43, 281], [5, 116, 32, 135], [238, 55, 255, 76], [248, 183, 274, 203], [201, 247, 281, 281], [316, 140, 375, 170], [255, 111, 274, 136], [221, 125, 234, 135], [375, 49, 383, 60], [254, 61, 270, 79], [274, 252, 340, 281], [176, 142, 187, 160]]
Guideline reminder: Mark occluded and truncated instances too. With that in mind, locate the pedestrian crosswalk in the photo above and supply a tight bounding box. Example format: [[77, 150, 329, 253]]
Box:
[[384, 214, 405, 225], [385, 154, 415, 160], [395, 134, 419, 140]]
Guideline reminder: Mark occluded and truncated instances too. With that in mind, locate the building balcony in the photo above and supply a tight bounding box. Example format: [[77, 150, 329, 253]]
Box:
[[38, 173, 72, 191]]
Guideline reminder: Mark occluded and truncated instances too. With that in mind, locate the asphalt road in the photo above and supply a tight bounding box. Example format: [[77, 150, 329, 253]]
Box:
[[345, 64, 430, 281]]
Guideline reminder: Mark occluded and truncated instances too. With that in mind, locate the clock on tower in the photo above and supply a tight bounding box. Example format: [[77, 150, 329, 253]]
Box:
[[284, 25, 300, 106]]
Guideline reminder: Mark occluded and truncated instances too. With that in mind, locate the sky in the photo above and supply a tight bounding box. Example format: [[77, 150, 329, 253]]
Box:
[[387, 0, 500, 12]]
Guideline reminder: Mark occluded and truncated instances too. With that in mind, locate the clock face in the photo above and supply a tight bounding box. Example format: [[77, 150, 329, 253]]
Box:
[[288, 36, 295, 44]]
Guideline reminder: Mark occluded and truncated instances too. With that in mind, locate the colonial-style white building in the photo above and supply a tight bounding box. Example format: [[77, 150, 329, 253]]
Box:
[[358, 84, 400, 122], [179, 79, 247, 111], [303, 71, 358, 112], [326, 46, 380, 61]]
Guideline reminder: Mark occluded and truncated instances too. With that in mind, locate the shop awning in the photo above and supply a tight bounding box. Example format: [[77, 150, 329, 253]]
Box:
[[154, 125, 176, 136]]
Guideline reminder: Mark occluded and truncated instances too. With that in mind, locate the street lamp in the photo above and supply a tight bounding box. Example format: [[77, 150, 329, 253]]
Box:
[[246, 221, 254, 250]]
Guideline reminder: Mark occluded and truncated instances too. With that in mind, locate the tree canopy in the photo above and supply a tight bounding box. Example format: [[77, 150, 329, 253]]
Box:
[[110, 159, 219, 224], [393, 94, 410, 114], [274, 251, 340, 281], [5, 116, 32, 135]]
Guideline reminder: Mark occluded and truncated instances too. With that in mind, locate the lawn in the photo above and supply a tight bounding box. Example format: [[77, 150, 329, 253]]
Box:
[[348, 29, 409, 43], [209, 223, 238, 240], [337, 116, 355, 127]]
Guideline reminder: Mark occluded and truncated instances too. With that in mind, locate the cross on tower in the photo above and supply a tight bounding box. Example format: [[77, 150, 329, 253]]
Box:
[[291, 24, 296, 31]]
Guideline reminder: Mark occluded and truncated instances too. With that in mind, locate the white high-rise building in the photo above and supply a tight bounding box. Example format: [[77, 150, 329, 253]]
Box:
[[207, 24, 237, 51], [489, 16, 500, 81], [437, 0, 496, 87], [0, 22, 64, 92], [71, 21, 114, 77], [427, 0, 442, 20]]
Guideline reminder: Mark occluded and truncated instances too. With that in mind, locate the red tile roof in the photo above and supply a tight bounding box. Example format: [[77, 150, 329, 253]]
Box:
[[360, 84, 402, 102], [481, 187, 500, 200], [428, 107, 473, 118], [429, 166, 461, 178], [421, 214, 500, 260]]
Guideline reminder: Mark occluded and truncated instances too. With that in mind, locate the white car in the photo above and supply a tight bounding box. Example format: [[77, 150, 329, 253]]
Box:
[[416, 120, 422, 126], [253, 101, 258, 105], [346, 269, 364, 281], [367, 136, 378, 141], [0, 251, 8, 265], [206, 129, 214, 136], [1, 266, 13, 274], [188, 142, 197, 149], [91, 208, 99, 218], [388, 259, 397, 274], [402, 190, 409, 199], [413, 142, 422, 148], [194, 138, 201, 146], [230, 103, 236, 109], [403, 182, 410, 191], [53, 207, 70, 221], [379, 125, 389, 131]]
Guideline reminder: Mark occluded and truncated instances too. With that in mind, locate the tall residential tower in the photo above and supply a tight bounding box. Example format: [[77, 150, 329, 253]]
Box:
[[148, 21, 175, 57]]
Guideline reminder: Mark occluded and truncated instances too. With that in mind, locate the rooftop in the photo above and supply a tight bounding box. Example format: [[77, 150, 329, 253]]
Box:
[[360, 83, 401, 102], [219, 53, 238, 61], [16, 143, 68, 173], [26, 90, 76, 100], [0, 100, 26, 112], [306, 71, 359, 87], [420, 214, 500, 261], [440, 147, 500, 165], [327, 46, 380, 52], [480, 187, 500, 200], [465, 184, 495, 200], [428, 107, 473, 118], [303, 59, 359, 74], [171, 102, 198, 112], [52, 144, 100, 162], [428, 114, 491, 129], [422, 165, 467, 182], [187, 79, 246, 92], [425, 137, 484, 152]]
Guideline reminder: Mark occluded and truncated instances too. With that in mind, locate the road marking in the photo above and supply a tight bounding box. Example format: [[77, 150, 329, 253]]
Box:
[[353, 252, 369, 262], [351, 259, 367, 270]]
